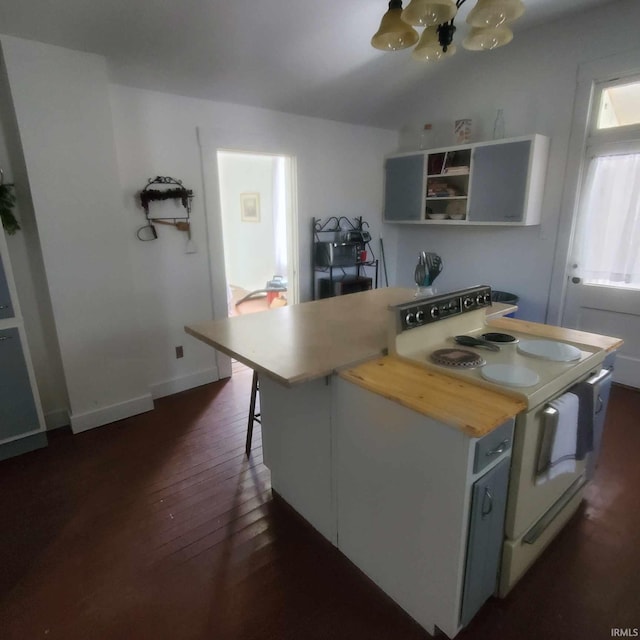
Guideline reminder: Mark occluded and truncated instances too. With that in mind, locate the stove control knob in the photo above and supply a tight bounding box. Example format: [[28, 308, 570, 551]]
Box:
[[416, 310, 425, 323], [484, 293, 492, 304], [476, 294, 485, 305], [463, 297, 473, 309], [430, 306, 440, 319], [405, 312, 416, 326]]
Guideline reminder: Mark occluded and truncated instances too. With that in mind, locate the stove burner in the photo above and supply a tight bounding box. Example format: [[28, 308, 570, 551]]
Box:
[[480, 364, 540, 388], [517, 339, 582, 362], [481, 332, 518, 344], [430, 348, 486, 369]]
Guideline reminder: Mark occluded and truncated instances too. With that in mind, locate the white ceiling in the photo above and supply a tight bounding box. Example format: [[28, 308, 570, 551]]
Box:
[[0, 0, 616, 128]]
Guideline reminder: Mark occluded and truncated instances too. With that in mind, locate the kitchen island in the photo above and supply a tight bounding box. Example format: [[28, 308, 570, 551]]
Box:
[[185, 288, 621, 638]]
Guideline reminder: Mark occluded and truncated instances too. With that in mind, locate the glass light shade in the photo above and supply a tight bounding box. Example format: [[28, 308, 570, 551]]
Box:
[[462, 25, 513, 50], [412, 27, 457, 61], [372, 6, 419, 50], [402, 0, 457, 27], [466, 0, 525, 28]]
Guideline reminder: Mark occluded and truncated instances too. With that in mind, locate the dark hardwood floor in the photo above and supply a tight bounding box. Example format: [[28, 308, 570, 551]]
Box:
[[1, 363, 638, 640]]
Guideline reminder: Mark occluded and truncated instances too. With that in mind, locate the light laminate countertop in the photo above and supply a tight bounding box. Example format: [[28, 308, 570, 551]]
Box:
[[185, 288, 517, 386], [186, 288, 416, 385]]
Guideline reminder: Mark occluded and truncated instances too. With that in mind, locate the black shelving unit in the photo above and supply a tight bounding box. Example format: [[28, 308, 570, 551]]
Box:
[[312, 216, 378, 300]]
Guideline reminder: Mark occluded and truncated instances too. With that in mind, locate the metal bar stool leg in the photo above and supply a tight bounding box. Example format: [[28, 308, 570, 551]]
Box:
[[246, 370, 261, 456]]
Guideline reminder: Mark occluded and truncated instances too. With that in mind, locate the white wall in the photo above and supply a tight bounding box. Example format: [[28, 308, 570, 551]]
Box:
[[0, 33, 398, 426], [218, 153, 277, 292], [391, 0, 640, 322], [1, 35, 153, 431], [109, 85, 399, 332]]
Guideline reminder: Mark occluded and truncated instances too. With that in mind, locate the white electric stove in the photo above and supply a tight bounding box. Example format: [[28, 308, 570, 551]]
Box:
[[389, 285, 605, 410], [388, 285, 611, 597]]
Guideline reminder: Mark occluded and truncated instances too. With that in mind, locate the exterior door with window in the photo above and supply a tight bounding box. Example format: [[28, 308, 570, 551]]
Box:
[[563, 76, 640, 388]]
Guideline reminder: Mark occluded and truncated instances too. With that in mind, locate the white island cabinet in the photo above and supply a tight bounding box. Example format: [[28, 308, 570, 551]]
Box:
[[185, 289, 622, 637], [383, 134, 549, 226], [259, 373, 514, 638], [0, 227, 47, 461]]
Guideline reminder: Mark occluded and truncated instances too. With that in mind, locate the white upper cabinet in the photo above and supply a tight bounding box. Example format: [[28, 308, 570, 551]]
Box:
[[383, 134, 549, 226]]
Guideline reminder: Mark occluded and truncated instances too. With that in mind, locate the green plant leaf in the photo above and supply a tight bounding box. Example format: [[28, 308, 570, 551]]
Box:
[[0, 183, 20, 235]]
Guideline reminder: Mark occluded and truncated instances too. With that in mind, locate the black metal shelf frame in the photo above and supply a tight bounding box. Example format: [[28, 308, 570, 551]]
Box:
[[312, 216, 378, 300]]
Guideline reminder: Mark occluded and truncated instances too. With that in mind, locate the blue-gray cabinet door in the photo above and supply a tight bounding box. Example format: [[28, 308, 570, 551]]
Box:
[[384, 155, 425, 221], [0, 327, 39, 440], [460, 457, 510, 627], [468, 140, 530, 222], [0, 254, 14, 319]]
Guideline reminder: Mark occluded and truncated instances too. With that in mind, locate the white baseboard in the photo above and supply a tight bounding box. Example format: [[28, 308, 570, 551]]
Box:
[[613, 355, 639, 389], [70, 393, 154, 434], [150, 367, 219, 400], [45, 408, 70, 430]]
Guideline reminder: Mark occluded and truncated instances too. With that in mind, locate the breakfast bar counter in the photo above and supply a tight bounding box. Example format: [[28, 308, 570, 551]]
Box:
[[185, 287, 517, 386], [185, 287, 415, 385]]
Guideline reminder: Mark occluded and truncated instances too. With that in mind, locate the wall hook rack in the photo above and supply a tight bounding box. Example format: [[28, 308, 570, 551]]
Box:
[[137, 176, 194, 241]]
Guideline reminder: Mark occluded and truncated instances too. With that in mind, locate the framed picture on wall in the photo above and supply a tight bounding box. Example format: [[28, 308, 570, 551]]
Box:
[[240, 192, 260, 222]]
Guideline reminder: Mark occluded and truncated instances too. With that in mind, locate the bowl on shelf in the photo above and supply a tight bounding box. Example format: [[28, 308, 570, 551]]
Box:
[[427, 213, 448, 220], [446, 201, 466, 219]]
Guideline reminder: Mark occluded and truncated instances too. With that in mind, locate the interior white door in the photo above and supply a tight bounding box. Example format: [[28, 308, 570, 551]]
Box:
[[563, 280, 639, 387]]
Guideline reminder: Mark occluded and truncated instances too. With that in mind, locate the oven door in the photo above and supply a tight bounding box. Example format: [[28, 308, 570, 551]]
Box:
[[499, 368, 610, 596], [505, 367, 611, 541], [504, 399, 587, 542]]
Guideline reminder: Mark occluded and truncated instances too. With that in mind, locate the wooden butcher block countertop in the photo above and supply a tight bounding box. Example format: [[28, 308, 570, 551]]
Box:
[[339, 356, 526, 438], [339, 315, 622, 436]]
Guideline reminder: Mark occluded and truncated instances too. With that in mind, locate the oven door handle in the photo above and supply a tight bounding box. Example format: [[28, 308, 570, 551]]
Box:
[[536, 406, 559, 474]]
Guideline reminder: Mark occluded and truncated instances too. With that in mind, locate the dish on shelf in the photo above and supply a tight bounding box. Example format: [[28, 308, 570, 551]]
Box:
[[442, 166, 470, 175], [427, 213, 448, 220], [449, 214, 466, 220]]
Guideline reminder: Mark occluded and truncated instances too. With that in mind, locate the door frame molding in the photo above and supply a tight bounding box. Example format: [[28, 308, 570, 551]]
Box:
[[547, 48, 640, 326], [196, 127, 300, 377]]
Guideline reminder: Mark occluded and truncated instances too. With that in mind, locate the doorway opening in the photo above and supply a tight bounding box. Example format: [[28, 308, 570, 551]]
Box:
[[216, 151, 298, 316]]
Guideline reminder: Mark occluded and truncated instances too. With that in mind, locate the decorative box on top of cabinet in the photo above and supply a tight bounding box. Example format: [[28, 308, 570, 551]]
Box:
[[383, 134, 549, 226], [0, 227, 47, 461]]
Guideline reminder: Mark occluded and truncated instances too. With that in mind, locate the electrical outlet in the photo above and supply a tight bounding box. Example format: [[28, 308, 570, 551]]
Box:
[[175, 346, 184, 359]]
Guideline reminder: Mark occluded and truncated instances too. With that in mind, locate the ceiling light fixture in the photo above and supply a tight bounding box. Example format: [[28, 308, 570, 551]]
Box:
[[371, 0, 524, 61], [371, 0, 420, 51]]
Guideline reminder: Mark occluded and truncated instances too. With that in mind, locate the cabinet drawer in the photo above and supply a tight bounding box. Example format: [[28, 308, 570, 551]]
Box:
[[473, 418, 514, 474], [0, 327, 40, 440]]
